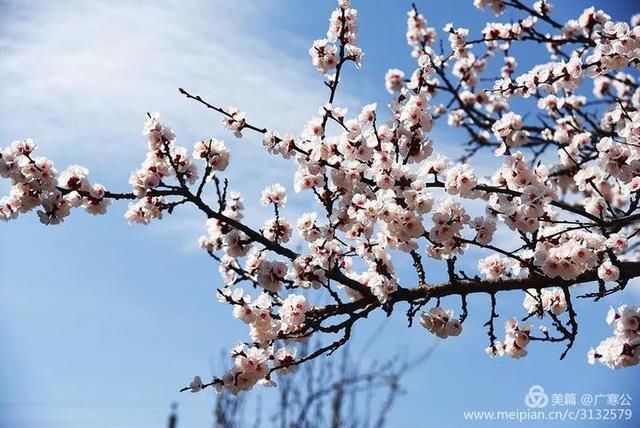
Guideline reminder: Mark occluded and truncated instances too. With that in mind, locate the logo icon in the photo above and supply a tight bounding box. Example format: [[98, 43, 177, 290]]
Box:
[[524, 385, 549, 408]]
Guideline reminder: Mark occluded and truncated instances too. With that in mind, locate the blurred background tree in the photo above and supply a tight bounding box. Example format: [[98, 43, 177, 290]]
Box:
[[167, 343, 434, 428]]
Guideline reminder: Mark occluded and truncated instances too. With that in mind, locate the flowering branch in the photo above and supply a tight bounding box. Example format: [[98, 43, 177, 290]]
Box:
[[3, 0, 640, 397]]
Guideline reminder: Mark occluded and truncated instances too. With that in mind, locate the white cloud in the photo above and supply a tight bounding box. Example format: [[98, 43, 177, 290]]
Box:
[[0, 0, 359, 169]]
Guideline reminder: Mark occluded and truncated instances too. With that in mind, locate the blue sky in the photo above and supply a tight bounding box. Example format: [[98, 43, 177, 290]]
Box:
[[1, 0, 639, 427]]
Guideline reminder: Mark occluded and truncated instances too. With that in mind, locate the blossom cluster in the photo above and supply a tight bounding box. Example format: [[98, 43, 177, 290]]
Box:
[[189, 343, 298, 393], [127, 113, 235, 224], [589, 305, 640, 369], [487, 318, 533, 359], [193, 288, 310, 392], [0, 139, 110, 223], [523, 287, 567, 316], [420, 307, 462, 339], [493, 11, 640, 99], [309, 0, 361, 74]]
